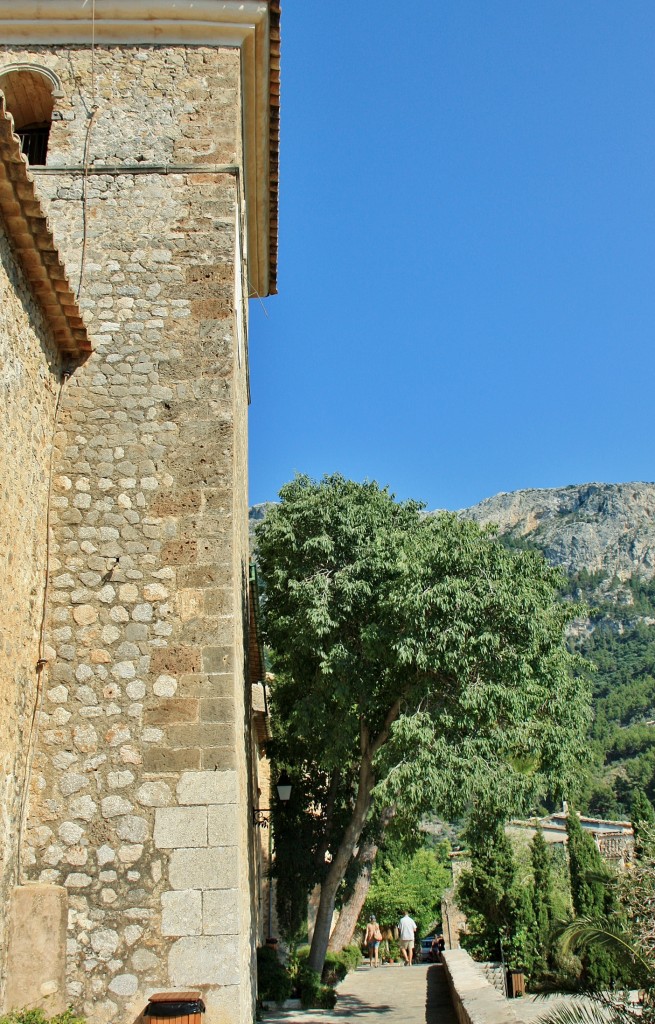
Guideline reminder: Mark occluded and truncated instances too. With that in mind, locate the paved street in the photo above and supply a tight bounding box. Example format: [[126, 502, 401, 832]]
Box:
[[262, 963, 458, 1024]]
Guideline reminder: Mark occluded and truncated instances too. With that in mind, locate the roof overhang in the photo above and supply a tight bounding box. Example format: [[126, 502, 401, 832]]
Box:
[[0, 0, 279, 297], [0, 93, 89, 359]]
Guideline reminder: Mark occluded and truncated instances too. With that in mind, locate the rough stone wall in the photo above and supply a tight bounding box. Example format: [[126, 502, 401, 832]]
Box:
[[442, 950, 522, 1024], [0, 45, 255, 1024], [0, 220, 65, 1007]]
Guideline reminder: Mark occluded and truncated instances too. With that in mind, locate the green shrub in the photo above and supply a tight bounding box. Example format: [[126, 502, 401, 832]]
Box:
[[339, 944, 363, 972], [298, 963, 322, 1008], [382, 939, 401, 961], [287, 942, 360, 1002], [316, 987, 338, 1009], [297, 963, 336, 1009], [0, 1011, 85, 1024], [256, 946, 293, 1004], [320, 945, 362, 984], [321, 952, 348, 987]]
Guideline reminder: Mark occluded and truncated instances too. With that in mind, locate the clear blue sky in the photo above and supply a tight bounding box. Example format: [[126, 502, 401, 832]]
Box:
[[248, 1, 655, 512]]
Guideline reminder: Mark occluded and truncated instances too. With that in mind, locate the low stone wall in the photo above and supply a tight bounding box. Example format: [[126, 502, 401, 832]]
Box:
[[442, 950, 523, 1024]]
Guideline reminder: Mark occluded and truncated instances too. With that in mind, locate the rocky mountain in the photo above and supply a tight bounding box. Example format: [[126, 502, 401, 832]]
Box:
[[459, 481, 655, 583], [253, 483, 655, 580], [458, 482, 655, 816]]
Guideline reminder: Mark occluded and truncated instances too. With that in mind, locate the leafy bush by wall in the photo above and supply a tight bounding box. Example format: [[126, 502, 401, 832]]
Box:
[[256, 946, 293, 1004]]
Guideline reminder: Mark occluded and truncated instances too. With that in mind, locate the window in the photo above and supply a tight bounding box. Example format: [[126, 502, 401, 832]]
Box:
[[15, 123, 50, 165], [0, 65, 62, 166]]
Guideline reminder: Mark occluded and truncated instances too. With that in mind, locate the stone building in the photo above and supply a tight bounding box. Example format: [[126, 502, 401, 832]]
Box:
[[0, 2, 279, 1022], [508, 807, 635, 868]]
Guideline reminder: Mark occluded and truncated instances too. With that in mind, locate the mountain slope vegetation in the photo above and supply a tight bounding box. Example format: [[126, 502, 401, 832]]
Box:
[[461, 482, 655, 816]]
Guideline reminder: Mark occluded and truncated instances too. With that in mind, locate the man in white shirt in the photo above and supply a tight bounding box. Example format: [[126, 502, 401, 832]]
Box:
[[398, 910, 417, 966]]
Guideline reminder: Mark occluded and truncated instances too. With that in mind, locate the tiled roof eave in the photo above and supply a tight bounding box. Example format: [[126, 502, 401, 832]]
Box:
[[0, 92, 90, 361], [267, 0, 280, 295]]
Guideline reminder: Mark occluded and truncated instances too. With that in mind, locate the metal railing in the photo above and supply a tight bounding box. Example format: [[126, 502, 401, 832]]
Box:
[[17, 124, 50, 166]]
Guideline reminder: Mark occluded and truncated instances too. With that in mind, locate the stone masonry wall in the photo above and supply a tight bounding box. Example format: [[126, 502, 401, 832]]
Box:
[[0, 45, 255, 1024], [0, 219, 66, 1007]]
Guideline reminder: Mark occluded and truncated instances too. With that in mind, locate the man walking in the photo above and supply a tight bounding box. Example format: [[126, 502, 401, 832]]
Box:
[[398, 910, 417, 966]]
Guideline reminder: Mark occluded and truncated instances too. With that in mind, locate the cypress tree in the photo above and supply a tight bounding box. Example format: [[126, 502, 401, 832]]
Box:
[[531, 826, 553, 933], [530, 827, 553, 976], [631, 789, 655, 858], [457, 819, 537, 973], [566, 810, 607, 918], [565, 809, 622, 988]]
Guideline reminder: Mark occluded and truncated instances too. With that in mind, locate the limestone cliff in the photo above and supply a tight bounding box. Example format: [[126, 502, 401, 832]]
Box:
[[458, 481, 655, 581]]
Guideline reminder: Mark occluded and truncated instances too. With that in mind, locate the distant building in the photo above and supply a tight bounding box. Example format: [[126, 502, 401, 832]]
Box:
[[508, 806, 634, 868]]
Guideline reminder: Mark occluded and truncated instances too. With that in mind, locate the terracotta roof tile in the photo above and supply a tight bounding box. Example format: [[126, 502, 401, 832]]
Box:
[[0, 92, 89, 360], [267, 0, 280, 295]]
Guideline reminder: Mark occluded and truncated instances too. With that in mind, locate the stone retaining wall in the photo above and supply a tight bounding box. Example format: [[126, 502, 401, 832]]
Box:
[[442, 950, 523, 1024]]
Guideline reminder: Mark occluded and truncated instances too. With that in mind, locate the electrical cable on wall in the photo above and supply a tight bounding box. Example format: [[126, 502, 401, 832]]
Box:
[[77, 102, 99, 299], [77, 0, 99, 299], [17, 370, 70, 880]]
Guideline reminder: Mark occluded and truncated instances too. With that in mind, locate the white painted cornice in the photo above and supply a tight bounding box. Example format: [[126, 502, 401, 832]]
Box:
[[0, 0, 276, 297]]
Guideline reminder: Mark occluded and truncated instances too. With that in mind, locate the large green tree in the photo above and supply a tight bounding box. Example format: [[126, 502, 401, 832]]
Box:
[[257, 475, 591, 973]]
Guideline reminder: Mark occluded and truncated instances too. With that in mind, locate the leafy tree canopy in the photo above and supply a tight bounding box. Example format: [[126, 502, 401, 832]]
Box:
[[257, 474, 592, 972]]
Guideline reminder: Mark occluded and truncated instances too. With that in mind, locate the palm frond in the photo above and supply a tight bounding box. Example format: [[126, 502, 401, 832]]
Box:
[[555, 917, 652, 986], [534, 992, 639, 1024]]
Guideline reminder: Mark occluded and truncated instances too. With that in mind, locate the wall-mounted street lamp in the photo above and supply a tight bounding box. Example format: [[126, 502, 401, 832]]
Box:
[[253, 771, 292, 828]]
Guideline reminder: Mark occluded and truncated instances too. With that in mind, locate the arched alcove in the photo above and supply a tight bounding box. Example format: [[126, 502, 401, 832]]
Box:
[[0, 64, 63, 165]]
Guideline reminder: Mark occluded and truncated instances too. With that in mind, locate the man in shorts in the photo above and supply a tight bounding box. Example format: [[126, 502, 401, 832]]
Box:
[[398, 910, 417, 966]]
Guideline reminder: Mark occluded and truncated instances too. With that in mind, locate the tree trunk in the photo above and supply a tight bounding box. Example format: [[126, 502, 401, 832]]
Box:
[[327, 841, 377, 951], [307, 704, 401, 975], [307, 754, 374, 973], [328, 804, 395, 952]]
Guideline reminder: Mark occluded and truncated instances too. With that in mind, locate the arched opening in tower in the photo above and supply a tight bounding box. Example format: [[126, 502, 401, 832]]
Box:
[[0, 68, 55, 165]]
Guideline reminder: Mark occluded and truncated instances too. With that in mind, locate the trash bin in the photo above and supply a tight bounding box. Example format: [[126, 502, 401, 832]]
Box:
[[507, 971, 525, 998], [144, 991, 206, 1024]]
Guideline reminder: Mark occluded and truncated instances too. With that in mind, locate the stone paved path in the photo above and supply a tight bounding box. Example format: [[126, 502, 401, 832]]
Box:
[[262, 963, 458, 1024]]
